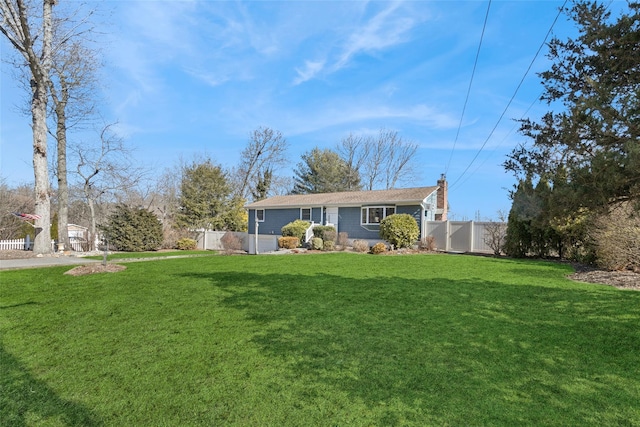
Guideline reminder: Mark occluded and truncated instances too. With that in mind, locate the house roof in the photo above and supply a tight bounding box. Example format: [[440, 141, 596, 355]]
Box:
[[245, 186, 439, 209]]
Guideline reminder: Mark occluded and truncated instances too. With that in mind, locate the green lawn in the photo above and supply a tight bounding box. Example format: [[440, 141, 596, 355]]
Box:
[[1, 253, 639, 426]]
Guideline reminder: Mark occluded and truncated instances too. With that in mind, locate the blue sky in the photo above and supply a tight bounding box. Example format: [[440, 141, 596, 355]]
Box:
[[3, 0, 623, 220]]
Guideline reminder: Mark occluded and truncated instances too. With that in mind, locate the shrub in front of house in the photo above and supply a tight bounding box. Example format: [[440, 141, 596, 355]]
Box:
[[311, 237, 324, 250], [278, 236, 300, 249], [323, 240, 335, 251], [337, 232, 349, 249], [281, 220, 310, 245], [324, 228, 337, 241], [176, 238, 197, 250], [379, 213, 419, 249], [418, 236, 436, 251], [370, 242, 387, 254], [312, 225, 336, 242], [352, 239, 369, 253]]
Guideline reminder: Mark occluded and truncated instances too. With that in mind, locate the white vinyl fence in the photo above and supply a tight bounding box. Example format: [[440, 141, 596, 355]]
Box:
[[424, 221, 506, 254], [0, 238, 88, 252], [197, 231, 279, 254]]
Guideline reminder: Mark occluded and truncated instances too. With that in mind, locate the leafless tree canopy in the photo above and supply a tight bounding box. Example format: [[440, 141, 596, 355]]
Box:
[[235, 126, 289, 201], [72, 122, 145, 250], [337, 128, 419, 190]]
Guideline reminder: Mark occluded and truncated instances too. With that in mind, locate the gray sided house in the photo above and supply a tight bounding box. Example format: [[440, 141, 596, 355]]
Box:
[[245, 177, 448, 244]]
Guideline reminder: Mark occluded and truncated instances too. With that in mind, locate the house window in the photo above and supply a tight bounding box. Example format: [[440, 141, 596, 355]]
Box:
[[255, 209, 265, 222], [301, 208, 311, 221], [361, 206, 395, 225]]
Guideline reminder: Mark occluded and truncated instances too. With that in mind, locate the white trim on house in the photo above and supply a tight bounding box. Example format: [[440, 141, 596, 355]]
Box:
[[360, 206, 396, 225]]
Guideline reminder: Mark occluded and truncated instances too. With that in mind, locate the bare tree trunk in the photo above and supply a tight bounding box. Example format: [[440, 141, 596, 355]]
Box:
[[32, 76, 52, 254], [86, 188, 97, 251], [1, 0, 54, 254], [32, 0, 53, 254], [55, 100, 70, 250]]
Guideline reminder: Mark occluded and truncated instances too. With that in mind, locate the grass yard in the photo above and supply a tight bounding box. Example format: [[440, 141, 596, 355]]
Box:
[[1, 253, 639, 426]]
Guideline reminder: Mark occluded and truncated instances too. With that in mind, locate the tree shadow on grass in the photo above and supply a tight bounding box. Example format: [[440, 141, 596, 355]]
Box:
[[0, 343, 101, 426], [180, 270, 640, 425]]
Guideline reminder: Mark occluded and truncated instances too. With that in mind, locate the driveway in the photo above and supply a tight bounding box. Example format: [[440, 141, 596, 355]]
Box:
[[0, 255, 100, 270]]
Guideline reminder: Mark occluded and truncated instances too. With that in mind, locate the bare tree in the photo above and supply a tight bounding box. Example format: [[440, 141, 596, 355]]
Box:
[[382, 129, 418, 189], [1, 0, 55, 254], [48, 10, 99, 251], [73, 123, 141, 250], [483, 210, 508, 256], [338, 128, 418, 190], [0, 178, 35, 239], [336, 133, 368, 191], [234, 126, 288, 200]]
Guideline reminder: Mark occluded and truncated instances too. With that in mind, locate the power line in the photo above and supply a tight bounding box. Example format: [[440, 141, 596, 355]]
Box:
[[445, 0, 492, 176], [451, 91, 542, 190], [448, 0, 569, 190]]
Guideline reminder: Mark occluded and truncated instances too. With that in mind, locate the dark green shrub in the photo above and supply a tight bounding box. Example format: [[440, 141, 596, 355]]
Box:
[[371, 242, 387, 254], [281, 220, 310, 245], [312, 225, 336, 242], [379, 214, 419, 249], [278, 236, 300, 249], [176, 238, 197, 250], [102, 204, 163, 252], [311, 237, 324, 250]]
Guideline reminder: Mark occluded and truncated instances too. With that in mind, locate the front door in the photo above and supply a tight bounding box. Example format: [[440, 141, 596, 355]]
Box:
[[326, 207, 339, 229]]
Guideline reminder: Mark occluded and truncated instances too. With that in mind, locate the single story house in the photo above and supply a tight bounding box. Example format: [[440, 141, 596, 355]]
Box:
[[245, 176, 448, 244]]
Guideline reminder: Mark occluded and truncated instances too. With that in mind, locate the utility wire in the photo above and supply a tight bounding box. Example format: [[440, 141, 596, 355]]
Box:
[[448, 0, 568, 190], [451, 91, 542, 190], [445, 0, 492, 176]]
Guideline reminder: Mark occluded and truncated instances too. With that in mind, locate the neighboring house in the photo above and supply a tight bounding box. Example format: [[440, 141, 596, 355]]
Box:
[[245, 176, 448, 244]]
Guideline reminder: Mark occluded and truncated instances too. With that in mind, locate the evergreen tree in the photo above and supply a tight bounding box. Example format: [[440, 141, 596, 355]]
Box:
[[504, 2, 640, 213], [175, 159, 236, 230], [292, 147, 361, 194], [102, 204, 163, 252]]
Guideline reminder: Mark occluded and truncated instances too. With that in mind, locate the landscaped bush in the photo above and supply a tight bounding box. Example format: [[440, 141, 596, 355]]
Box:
[[162, 227, 194, 250], [278, 236, 300, 249], [590, 202, 640, 272], [337, 232, 349, 249], [221, 231, 243, 254], [418, 236, 436, 251], [370, 242, 387, 254], [101, 204, 163, 252], [281, 220, 310, 245], [176, 238, 197, 250], [352, 239, 369, 253], [379, 213, 419, 249], [324, 228, 337, 242], [311, 237, 324, 250], [312, 225, 336, 242], [323, 240, 335, 251]]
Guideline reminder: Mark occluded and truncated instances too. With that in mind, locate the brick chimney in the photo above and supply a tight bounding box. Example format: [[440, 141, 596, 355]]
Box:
[[435, 174, 448, 221]]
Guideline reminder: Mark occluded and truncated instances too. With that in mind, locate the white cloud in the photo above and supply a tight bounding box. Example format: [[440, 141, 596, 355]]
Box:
[[293, 60, 326, 85], [335, 1, 415, 69]]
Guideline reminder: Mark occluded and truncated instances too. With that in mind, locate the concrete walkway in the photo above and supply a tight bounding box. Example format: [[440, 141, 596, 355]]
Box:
[[0, 255, 100, 270]]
